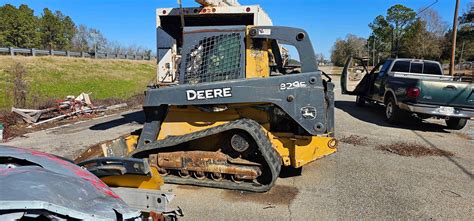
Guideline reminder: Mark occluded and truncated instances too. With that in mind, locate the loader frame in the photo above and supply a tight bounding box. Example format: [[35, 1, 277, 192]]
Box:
[[137, 26, 335, 150]]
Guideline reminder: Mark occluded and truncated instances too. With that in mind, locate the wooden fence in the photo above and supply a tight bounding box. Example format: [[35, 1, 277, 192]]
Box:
[[0, 47, 156, 60]]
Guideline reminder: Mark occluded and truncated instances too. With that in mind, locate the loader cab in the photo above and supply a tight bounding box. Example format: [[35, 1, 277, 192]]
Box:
[[155, 5, 273, 84]]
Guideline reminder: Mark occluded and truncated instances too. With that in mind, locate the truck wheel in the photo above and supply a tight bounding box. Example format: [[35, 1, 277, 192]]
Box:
[[384, 96, 404, 124], [355, 96, 365, 107], [445, 118, 467, 130]]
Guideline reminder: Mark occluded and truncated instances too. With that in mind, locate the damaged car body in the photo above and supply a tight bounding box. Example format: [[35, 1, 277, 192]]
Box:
[[0, 146, 181, 220]]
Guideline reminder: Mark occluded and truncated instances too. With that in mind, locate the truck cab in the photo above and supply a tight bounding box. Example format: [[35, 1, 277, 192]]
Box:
[[341, 57, 474, 130]]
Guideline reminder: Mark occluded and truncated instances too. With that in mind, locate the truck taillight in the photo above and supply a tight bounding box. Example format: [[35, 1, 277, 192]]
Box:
[[406, 87, 420, 98]]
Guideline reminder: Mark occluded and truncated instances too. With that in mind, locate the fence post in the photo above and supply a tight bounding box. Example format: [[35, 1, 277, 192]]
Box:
[[66, 50, 70, 57], [81, 52, 85, 58], [9, 47, 14, 56], [31, 48, 36, 57], [50, 49, 54, 56], [94, 52, 97, 59]]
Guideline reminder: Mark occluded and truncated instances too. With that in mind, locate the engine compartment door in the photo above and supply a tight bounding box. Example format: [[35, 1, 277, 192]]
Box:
[[341, 57, 370, 95]]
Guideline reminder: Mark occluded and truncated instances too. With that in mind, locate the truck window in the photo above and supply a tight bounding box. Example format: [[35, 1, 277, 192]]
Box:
[[410, 62, 423, 74], [391, 61, 410, 72], [423, 62, 442, 75]]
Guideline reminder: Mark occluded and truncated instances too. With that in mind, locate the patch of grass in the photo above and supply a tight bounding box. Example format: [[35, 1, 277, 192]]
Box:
[[0, 56, 156, 109], [376, 142, 454, 157]]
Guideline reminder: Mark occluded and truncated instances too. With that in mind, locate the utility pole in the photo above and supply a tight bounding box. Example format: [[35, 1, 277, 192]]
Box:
[[372, 38, 376, 67], [450, 0, 460, 76], [459, 41, 465, 67], [178, 0, 185, 30], [367, 40, 370, 66]]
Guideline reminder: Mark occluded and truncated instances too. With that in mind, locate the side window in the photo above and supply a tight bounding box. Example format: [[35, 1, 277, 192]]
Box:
[[423, 62, 442, 75], [376, 60, 392, 77], [391, 61, 410, 72], [410, 62, 423, 74], [371, 63, 383, 77]]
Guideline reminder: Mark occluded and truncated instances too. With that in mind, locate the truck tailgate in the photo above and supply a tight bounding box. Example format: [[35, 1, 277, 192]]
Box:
[[418, 80, 474, 108]]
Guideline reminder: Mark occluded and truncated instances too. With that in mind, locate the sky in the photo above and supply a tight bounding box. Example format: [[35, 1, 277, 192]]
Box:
[[1, 0, 467, 57]]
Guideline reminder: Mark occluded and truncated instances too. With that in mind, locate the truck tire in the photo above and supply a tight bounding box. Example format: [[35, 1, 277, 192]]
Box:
[[445, 118, 467, 130], [384, 96, 405, 124], [355, 96, 365, 107]]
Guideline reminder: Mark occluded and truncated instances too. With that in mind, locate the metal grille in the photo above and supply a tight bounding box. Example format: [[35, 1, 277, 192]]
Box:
[[184, 33, 242, 84]]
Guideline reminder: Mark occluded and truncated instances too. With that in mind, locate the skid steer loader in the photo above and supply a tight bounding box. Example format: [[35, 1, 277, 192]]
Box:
[[76, 3, 337, 193]]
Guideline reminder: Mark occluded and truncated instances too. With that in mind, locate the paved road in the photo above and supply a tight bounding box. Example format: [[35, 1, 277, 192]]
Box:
[[5, 77, 473, 220]]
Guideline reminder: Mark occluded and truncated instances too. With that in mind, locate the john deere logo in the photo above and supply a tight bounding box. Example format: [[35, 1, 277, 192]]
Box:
[[186, 88, 232, 101], [301, 106, 317, 119]]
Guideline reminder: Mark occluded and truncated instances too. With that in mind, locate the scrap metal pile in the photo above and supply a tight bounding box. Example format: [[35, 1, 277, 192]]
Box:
[[11, 93, 125, 126]]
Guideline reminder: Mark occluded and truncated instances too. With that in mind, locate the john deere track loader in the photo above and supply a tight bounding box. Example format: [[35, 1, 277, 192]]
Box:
[[76, 2, 337, 193]]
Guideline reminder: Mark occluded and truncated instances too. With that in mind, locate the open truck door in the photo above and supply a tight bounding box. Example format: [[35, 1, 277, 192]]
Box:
[[341, 56, 370, 95]]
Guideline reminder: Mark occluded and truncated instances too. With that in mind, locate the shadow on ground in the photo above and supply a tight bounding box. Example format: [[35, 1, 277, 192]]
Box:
[[335, 100, 449, 133], [89, 111, 145, 131], [412, 130, 474, 179], [279, 166, 303, 178]]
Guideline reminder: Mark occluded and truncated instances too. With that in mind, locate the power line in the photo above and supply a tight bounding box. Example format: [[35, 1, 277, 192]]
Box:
[[417, 0, 439, 16]]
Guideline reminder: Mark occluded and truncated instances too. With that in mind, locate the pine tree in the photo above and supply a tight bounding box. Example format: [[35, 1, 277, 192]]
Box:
[[39, 8, 76, 50], [0, 4, 39, 48]]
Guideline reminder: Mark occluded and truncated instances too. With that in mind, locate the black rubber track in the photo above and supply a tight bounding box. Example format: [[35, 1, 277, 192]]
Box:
[[130, 119, 282, 192]]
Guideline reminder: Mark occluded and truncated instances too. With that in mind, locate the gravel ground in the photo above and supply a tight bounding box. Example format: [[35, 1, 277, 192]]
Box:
[[4, 76, 473, 220]]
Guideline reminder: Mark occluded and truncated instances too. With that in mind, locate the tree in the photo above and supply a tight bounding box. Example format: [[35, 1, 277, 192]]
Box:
[[400, 9, 447, 60], [61, 15, 76, 50], [419, 8, 448, 37], [72, 24, 90, 51], [88, 28, 107, 53], [330, 34, 367, 66], [401, 19, 442, 59], [368, 16, 392, 59], [387, 4, 417, 56], [457, 3, 473, 62], [105, 41, 127, 54], [441, 3, 473, 63], [315, 53, 325, 65], [39, 8, 76, 50], [369, 4, 416, 58], [0, 4, 39, 48], [0, 3, 151, 56]]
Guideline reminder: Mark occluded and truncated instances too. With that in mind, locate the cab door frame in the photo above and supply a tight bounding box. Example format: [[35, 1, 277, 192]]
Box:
[[341, 56, 370, 96]]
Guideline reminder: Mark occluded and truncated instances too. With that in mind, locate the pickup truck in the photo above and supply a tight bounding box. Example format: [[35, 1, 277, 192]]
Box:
[[341, 57, 474, 130]]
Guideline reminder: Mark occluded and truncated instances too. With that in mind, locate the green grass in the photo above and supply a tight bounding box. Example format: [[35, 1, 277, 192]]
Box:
[[0, 56, 156, 109]]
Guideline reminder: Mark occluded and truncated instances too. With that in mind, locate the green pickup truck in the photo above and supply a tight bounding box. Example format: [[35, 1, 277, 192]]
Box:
[[341, 57, 473, 130]]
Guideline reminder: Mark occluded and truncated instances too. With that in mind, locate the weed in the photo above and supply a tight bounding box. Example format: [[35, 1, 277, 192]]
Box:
[[7, 63, 28, 108]]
